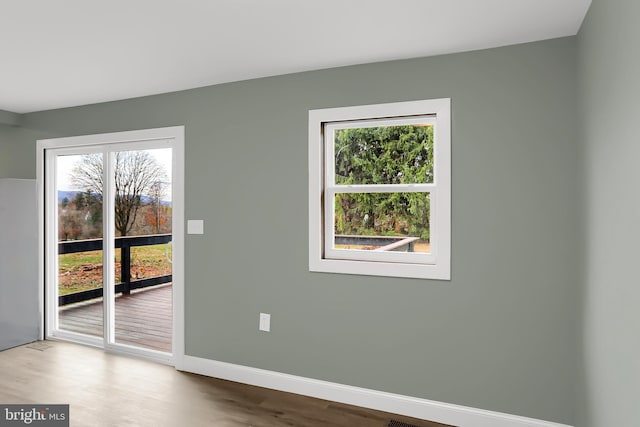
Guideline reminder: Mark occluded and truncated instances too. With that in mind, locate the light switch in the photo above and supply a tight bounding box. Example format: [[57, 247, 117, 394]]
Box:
[[187, 220, 204, 234]]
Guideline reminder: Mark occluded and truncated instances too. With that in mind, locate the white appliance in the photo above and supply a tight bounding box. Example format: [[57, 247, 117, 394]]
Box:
[[0, 179, 39, 350]]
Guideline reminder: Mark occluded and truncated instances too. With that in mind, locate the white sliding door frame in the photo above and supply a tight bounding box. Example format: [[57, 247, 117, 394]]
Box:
[[37, 126, 185, 367]]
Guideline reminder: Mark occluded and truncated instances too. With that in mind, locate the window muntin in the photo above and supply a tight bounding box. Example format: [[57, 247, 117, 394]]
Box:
[[309, 98, 450, 280]]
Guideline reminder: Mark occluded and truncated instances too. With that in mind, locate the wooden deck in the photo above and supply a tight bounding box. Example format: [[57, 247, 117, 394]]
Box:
[[58, 284, 172, 353]]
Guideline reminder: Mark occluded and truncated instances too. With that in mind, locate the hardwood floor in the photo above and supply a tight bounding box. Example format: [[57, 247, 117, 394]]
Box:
[[58, 284, 172, 352], [0, 341, 452, 427]]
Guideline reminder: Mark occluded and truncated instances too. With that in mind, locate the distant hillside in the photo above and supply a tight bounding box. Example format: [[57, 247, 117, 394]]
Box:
[[58, 191, 170, 205], [58, 190, 81, 202]]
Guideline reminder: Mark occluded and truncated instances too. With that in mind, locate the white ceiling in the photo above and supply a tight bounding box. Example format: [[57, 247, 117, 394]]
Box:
[[1, 0, 591, 114]]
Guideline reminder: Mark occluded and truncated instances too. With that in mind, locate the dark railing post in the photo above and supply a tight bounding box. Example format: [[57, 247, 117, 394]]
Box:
[[408, 242, 415, 252], [120, 241, 131, 295]]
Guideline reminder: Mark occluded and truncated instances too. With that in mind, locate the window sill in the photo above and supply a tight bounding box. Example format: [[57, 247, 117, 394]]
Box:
[[309, 258, 450, 280]]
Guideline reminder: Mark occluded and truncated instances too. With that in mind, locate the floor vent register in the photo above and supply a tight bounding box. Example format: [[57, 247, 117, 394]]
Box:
[[387, 420, 421, 427]]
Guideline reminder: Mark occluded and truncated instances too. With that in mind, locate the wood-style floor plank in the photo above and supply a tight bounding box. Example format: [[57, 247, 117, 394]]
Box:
[[0, 341, 453, 427]]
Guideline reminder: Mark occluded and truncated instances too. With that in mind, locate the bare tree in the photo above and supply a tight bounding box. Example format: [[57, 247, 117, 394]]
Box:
[[149, 180, 167, 234], [71, 151, 167, 236]]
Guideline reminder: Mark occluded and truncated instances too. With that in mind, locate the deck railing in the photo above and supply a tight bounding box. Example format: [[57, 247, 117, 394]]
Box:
[[335, 235, 420, 252], [58, 234, 172, 306]]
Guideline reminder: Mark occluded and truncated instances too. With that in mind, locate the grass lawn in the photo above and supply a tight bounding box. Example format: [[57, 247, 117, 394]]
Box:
[[58, 243, 172, 295]]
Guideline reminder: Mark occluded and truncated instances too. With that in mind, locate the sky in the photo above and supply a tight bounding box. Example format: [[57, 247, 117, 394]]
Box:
[[56, 148, 173, 199]]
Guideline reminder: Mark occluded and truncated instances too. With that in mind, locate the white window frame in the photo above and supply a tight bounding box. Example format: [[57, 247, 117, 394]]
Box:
[[309, 99, 451, 280]]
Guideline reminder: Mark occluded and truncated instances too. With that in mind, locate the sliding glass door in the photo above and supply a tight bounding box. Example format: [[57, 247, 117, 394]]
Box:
[[43, 128, 183, 365], [52, 148, 105, 340]]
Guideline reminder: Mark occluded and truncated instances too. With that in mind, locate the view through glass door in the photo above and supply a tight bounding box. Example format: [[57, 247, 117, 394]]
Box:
[[56, 151, 104, 340], [111, 148, 173, 352], [47, 138, 176, 362]]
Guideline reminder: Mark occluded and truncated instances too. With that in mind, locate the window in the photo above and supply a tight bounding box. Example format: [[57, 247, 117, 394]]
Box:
[[309, 99, 450, 279]]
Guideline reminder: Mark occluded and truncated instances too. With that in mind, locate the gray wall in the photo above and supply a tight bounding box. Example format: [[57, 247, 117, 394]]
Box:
[[9, 37, 581, 424], [578, 0, 640, 426], [0, 125, 44, 179], [0, 110, 21, 127]]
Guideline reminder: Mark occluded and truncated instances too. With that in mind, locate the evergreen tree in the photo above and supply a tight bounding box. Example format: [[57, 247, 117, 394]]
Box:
[[334, 124, 433, 240]]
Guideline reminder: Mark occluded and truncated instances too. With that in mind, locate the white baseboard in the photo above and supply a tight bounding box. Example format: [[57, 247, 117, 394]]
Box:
[[179, 355, 573, 427]]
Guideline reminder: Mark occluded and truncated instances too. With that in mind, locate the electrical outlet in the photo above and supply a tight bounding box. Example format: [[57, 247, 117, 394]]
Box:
[[259, 313, 271, 332]]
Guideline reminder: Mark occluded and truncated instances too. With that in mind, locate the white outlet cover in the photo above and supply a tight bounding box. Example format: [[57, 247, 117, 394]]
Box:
[[187, 219, 204, 234], [259, 313, 271, 332]]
